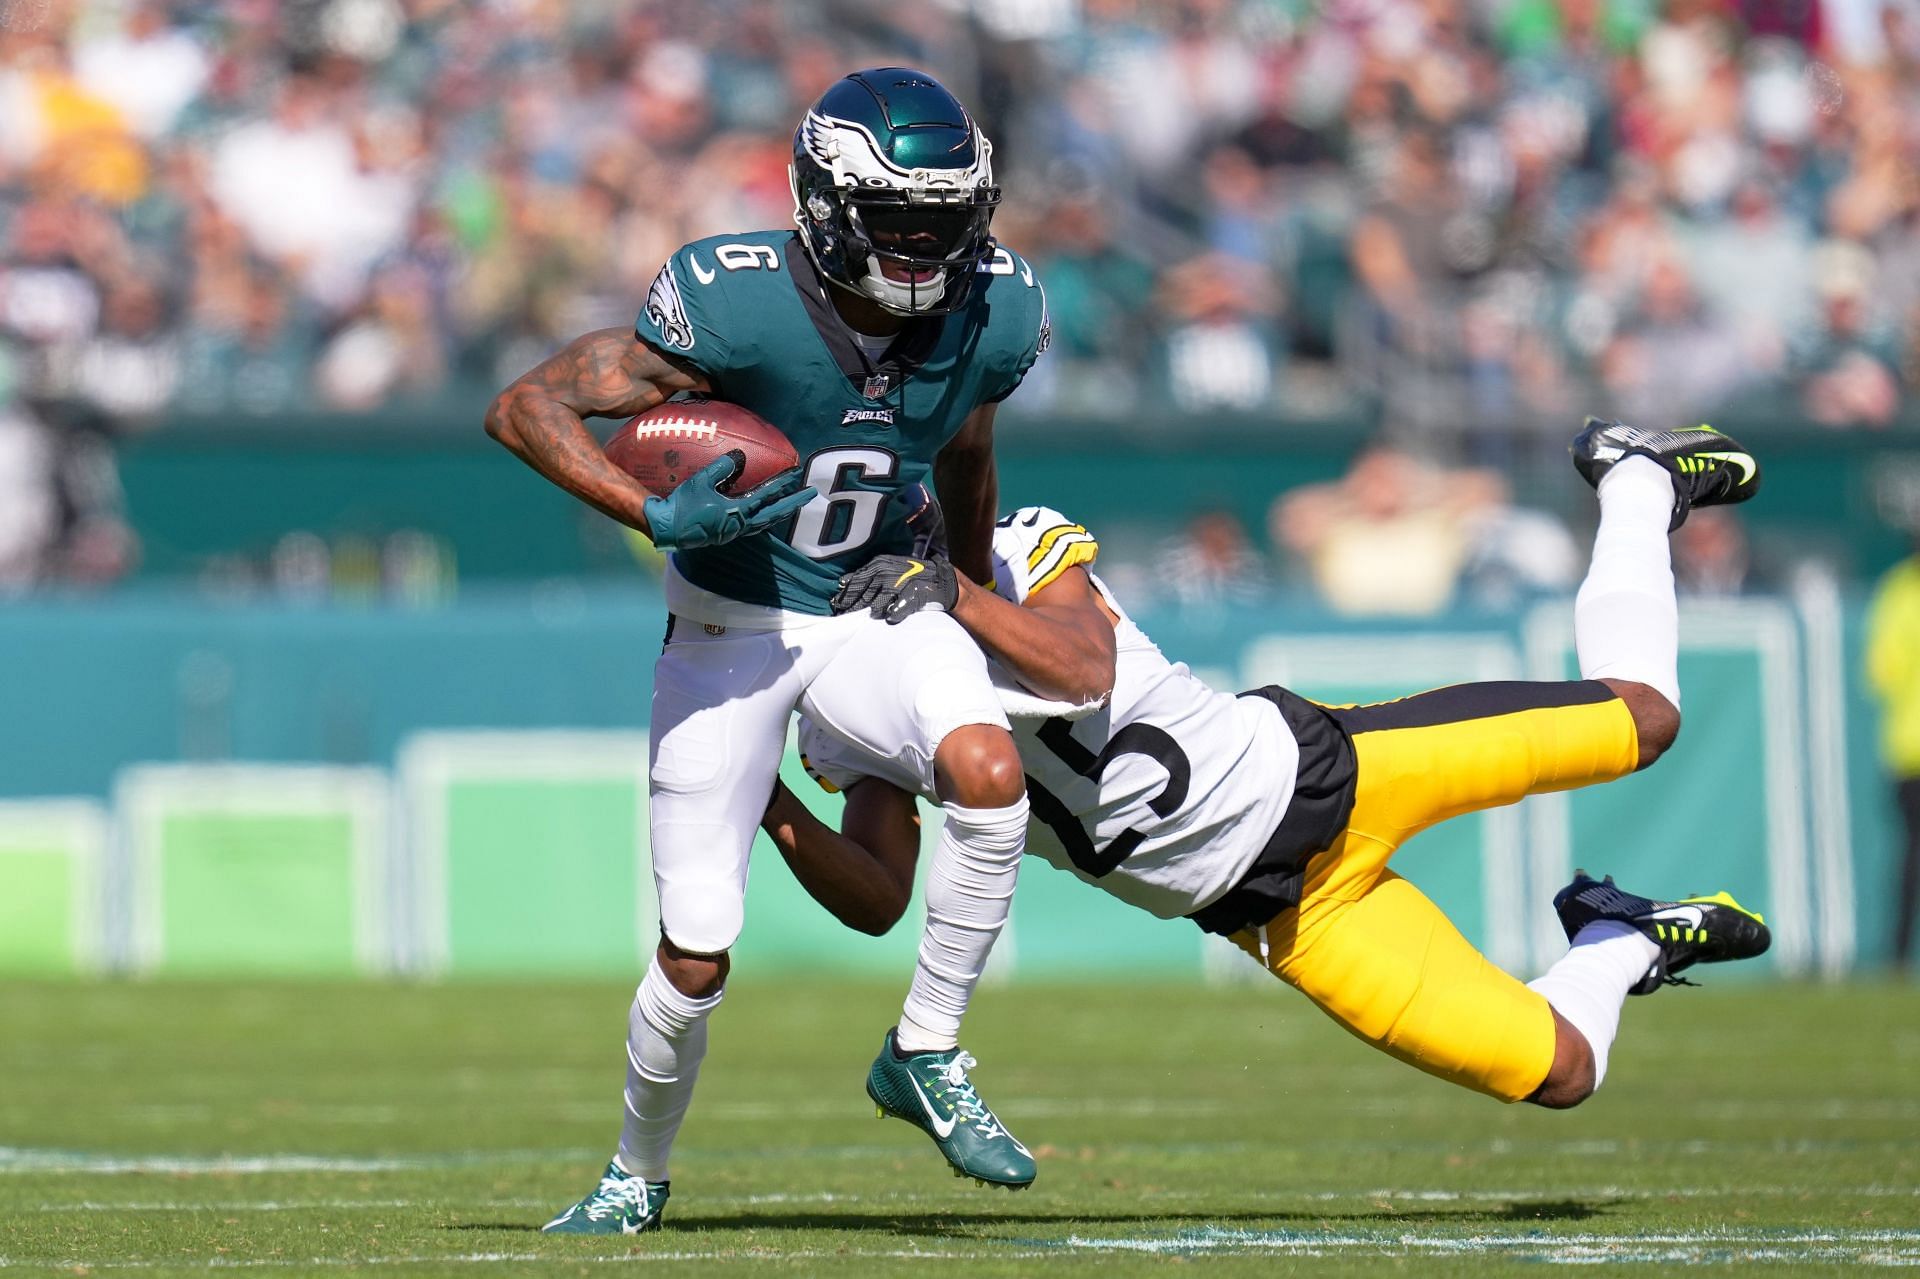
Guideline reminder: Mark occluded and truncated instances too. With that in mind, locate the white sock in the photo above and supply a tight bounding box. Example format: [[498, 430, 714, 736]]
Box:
[[895, 796, 1028, 1053], [615, 957, 723, 1181], [1526, 921, 1660, 1089], [1574, 455, 1681, 710]]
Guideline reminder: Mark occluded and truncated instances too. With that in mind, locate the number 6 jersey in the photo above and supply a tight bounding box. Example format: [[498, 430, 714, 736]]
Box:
[[635, 230, 1049, 615], [800, 506, 1304, 922]]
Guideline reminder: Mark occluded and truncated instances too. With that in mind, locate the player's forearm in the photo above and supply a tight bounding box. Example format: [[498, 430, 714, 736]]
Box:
[[488, 328, 709, 536], [485, 388, 659, 534], [951, 575, 1116, 704], [762, 780, 916, 936], [935, 434, 998, 583]]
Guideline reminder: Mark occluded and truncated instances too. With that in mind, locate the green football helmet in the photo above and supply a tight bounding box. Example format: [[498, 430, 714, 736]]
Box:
[[790, 68, 1001, 315]]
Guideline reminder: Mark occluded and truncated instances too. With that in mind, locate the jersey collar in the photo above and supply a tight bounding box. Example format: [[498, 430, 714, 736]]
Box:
[[783, 235, 942, 401]]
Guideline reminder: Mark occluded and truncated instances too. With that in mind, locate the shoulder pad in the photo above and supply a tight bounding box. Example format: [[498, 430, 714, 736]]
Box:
[[975, 244, 1040, 288], [971, 247, 1048, 402], [636, 232, 795, 368], [681, 232, 789, 284], [990, 506, 1098, 602]]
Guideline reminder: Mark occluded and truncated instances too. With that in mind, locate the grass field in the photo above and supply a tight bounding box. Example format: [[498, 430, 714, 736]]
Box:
[[1, 978, 1915, 1276]]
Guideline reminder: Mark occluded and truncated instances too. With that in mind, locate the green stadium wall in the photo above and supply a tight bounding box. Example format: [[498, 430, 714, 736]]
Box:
[[115, 409, 1920, 583]]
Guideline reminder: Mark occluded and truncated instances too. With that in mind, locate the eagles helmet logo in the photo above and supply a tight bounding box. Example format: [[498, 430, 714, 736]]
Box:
[[789, 68, 1002, 317]]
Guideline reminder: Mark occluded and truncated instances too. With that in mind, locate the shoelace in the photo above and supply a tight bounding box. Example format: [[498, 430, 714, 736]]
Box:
[[581, 1172, 650, 1221], [930, 1052, 1002, 1137]]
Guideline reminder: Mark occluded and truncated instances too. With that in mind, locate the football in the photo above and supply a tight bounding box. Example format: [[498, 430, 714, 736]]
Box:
[[603, 395, 800, 496]]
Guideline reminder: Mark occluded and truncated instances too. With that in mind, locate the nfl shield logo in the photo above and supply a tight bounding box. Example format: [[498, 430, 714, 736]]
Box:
[[863, 372, 890, 399]]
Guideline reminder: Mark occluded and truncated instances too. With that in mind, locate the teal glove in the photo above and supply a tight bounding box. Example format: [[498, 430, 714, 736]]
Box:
[[644, 454, 817, 551]]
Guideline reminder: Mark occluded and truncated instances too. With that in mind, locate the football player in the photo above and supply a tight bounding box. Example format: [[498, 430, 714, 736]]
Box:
[[766, 420, 1772, 1119], [485, 69, 1051, 1232]]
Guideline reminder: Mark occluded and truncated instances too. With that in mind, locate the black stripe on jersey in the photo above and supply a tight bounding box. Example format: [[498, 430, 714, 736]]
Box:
[[1331, 680, 1617, 736], [1187, 686, 1357, 937], [1189, 680, 1624, 937]]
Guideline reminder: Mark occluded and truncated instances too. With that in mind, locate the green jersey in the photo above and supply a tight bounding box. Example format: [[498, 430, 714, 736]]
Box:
[[633, 229, 1048, 614]]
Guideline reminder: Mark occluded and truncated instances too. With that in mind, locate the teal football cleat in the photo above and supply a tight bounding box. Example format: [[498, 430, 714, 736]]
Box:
[[1553, 871, 1771, 995], [1570, 417, 1761, 530], [541, 1161, 669, 1235], [866, 1029, 1035, 1189]]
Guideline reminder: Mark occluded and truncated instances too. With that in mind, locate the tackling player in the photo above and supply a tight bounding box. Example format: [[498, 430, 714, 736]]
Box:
[[485, 69, 1050, 1232], [766, 420, 1771, 1120]]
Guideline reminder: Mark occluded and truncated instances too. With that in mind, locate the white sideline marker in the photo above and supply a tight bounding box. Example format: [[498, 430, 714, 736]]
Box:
[[3, 1233, 1918, 1269], [0, 1148, 596, 1176], [26, 1184, 1919, 1214]]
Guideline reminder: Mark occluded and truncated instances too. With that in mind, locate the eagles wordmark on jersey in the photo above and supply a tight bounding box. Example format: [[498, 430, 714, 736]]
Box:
[[635, 231, 1048, 615], [519, 68, 1055, 1230]]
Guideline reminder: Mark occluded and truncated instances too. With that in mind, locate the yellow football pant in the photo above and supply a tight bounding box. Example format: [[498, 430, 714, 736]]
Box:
[[1230, 682, 1641, 1102]]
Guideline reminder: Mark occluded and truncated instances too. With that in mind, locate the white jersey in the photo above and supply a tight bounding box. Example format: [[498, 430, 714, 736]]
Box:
[[800, 506, 1300, 920]]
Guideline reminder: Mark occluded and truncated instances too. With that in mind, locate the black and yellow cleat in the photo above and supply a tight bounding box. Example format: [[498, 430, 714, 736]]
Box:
[[1552, 871, 1771, 995], [1570, 417, 1761, 530]]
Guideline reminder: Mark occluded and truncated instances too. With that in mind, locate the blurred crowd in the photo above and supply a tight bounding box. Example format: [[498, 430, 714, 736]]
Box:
[[0, 0, 1916, 590], [1112, 443, 1756, 616]]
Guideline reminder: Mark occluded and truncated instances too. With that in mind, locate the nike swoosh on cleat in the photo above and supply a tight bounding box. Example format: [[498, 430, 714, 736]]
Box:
[[911, 1077, 959, 1139], [1684, 892, 1764, 923], [1691, 451, 1755, 485], [1650, 904, 1706, 930]]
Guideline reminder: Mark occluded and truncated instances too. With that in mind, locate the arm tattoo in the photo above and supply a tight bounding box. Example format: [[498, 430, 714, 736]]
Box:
[[485, 328, 706, 532]]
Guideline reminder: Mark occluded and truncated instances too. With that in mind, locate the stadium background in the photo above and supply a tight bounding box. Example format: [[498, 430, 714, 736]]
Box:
[[1, 0, 1917, 986]]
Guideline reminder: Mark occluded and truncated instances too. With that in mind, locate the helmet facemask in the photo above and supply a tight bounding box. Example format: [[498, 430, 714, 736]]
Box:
[[838, 186, 999, 313], [790, 77, 1002, 316]]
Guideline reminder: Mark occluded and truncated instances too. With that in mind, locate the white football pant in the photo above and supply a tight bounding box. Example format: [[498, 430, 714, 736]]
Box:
[[648, 600, 1008, 955]]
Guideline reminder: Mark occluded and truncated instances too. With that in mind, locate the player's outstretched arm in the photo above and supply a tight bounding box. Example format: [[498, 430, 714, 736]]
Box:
[[832, 557, 1117, 705], [485, 328, 707, 535], [954, 564, 1117, 705], [761, 778, 921, 935], [933, 404, 1000, 585]]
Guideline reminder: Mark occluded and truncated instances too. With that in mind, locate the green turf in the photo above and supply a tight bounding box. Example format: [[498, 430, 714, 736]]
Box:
[[0, 979, 1915, 1275]]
